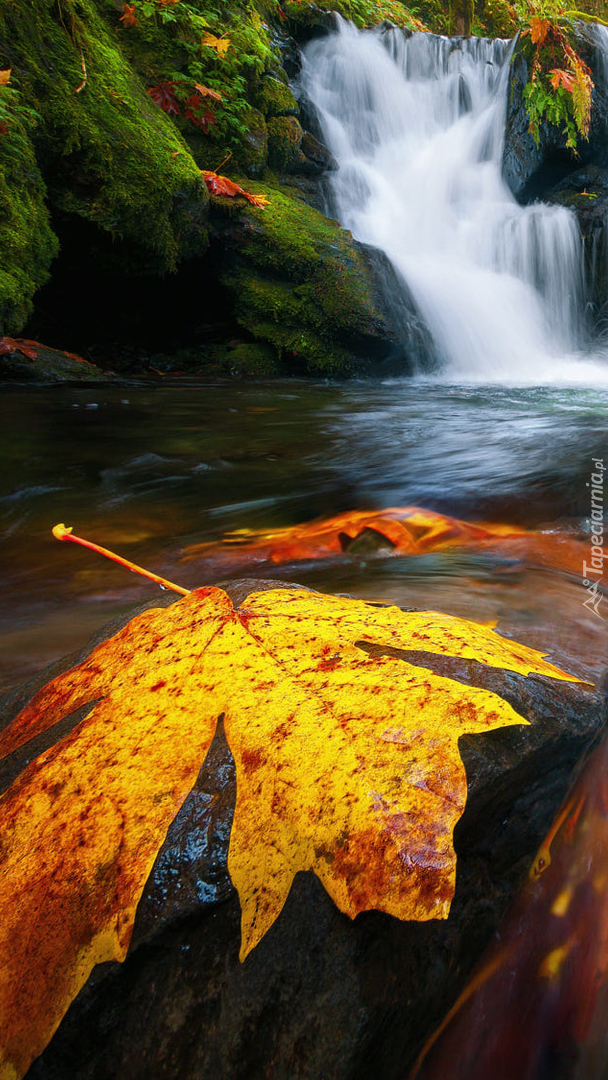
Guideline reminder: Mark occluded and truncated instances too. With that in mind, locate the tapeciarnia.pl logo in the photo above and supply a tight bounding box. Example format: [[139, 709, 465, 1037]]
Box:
[[582, 457, 605, 620]]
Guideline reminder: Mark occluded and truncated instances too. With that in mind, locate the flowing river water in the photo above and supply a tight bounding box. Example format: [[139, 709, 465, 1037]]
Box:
[[1, 379, 606, 694]]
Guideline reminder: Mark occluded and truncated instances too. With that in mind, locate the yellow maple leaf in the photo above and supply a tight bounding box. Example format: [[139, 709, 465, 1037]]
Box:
[[0, 586, 579, 1079], [200, 30, 231, 56], [0, 69, 11, 86]]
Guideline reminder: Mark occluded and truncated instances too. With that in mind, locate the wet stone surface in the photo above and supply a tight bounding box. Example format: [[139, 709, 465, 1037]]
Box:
[[0, 581, 605, 1080]]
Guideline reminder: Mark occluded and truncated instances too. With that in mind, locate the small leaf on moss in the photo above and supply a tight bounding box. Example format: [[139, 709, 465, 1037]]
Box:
[[119, 4, 138, 27], [201, 170, 269, 207]]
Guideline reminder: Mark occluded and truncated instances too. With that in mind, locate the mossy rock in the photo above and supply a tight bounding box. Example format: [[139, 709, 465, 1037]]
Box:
[[214, 180, 400, 374], [0, 101, 58, 334], [0, 0, 209, 280], [236, 107, 268, 177], [225, 342, 282, 374], [267, 116, 303, 171], [0, 341, 109, 382], [255, 75, 298, 118]]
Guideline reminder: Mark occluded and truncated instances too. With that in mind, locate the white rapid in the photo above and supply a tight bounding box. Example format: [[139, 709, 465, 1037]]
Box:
[[301, 22, 608, 383]]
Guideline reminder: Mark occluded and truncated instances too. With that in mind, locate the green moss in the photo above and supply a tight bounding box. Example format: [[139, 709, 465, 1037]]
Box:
[[283, 0, 427, 31], [255, 74, 298, 117], [267, 115, 303, 170], [225, 341, 282, 374], [110, 0, 278, 169], [218, 180, 388, 374], [0, 91, 58, 334], [0, 0, 208, 276], [238, 107, 268, 176]]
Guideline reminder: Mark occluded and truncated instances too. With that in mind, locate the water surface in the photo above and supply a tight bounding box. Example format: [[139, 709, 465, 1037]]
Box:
[[1, 378, 606, 693]]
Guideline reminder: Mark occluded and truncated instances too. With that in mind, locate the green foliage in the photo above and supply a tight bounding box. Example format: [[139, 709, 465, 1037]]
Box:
[[121, 0, 279, 152], [283, 0, 428, 30], [471, 0, 517, 38], [0, 81, 58, 334], [513, 2, 594, 150], [523, 73, 578, 146]]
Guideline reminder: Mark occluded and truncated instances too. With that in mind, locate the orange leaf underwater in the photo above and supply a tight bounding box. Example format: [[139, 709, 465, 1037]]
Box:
[[180, 505, 588, 581], [0, 585, 578, 1079]]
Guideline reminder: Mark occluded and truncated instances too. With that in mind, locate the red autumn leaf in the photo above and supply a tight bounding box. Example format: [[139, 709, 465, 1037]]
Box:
[[119, 4, 138, 28], [550, 68, 575, 92], [0, 121, 9, 135], [201, 170, 269, 208], [184, 96, 216, 130], [61, 349, 95, 366], [147, 82, 180, 116], [0, 337, 39, 361]]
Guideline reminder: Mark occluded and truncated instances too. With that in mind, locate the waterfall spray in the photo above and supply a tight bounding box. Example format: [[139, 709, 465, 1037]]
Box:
[[301, 22, 604, 382]]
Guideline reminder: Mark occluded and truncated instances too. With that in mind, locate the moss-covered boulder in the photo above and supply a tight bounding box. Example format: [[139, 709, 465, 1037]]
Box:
[[0, 91, 58, 335], [212, 180, 405, 375], [255, 73, 298, 118], [267, 115, 304, 171], [0, 0, 209, 284], [239, 107, 268, 177], [224, 341, 282, 374], [0, 339, 109, 381], [0, 0, 437, 357]]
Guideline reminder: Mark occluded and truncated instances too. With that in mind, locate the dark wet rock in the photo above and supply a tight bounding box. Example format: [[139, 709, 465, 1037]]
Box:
[[356, 244, 439, 373], [298, 130, 338, 176], [542, 164, 608, 313], [0, 580, 605, 1080], [0, 341, 110, 383]]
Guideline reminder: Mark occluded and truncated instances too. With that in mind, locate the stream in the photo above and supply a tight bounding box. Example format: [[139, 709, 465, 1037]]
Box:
[[1, 378, 606, 694]]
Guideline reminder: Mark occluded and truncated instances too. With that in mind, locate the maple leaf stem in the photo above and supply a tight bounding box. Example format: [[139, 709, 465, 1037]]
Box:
[[52, 524, 190, 596], [214, 149, 232, 173]]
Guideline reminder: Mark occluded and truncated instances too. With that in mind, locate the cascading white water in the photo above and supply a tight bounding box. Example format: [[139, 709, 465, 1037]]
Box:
[[301, 21, 608, 382]]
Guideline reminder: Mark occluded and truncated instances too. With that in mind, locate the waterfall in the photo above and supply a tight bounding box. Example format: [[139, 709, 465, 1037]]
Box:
[[301, 21, 608, 383]]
